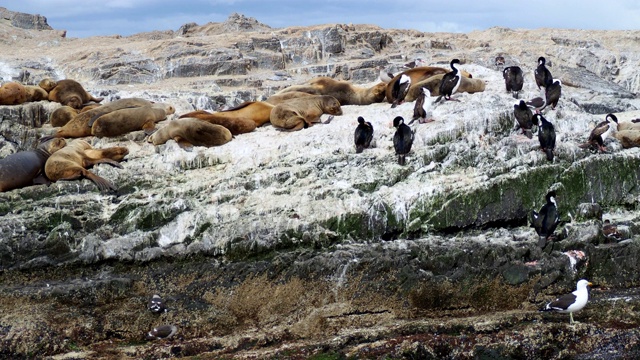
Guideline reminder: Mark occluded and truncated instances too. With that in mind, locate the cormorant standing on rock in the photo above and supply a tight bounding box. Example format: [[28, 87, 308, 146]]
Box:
[[393, 116, 414, 165], [514, 100, 534, 139], [531, 190, 560, 247], [503, 66, 524, 99], [354, 116, 374, 153], [535, 56, 553, 89], [435, 59, 462, 103], [534, 114, 556, 161]]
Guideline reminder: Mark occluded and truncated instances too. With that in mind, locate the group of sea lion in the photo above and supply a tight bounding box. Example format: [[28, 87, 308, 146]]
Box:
[[0, 63, 486, 193], [0, 78, 103, 107]]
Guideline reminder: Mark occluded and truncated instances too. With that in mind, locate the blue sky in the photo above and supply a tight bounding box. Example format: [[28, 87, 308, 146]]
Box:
[[4, 0, 640, 38]]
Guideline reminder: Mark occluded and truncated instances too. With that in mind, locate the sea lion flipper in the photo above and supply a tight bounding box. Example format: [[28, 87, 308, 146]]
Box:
[[174, 137, 194, 150], [142, 123, 157, 135], [32, 174, 51, 186], [84, 171, 116, 192], [179, 110, 211, 119], [322, 115, 335, 125]]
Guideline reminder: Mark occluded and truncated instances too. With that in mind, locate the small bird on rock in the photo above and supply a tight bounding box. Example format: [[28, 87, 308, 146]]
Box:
[[354, 116, 374, 153], [148, 294, 168, 314], [541, 279, 592, 324], [146, 325, 177, 340]]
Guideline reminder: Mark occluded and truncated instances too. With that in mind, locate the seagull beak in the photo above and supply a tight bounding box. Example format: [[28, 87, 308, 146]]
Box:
[[588, 282, 593, 287]]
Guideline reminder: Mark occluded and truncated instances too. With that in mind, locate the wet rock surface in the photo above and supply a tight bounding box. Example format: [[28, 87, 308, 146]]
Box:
[[1, 12, 640, 359]]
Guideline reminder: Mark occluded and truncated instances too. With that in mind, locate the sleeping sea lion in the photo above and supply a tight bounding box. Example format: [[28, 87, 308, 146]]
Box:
[[211, 101, 275, 127], [270, 95, 342, 131], [614, 130, 640, 148], [404, 74, 485, 102], [52, 98, 153, 138], [80, 103, 102, 113], [275, 77, 386, 105], [44, 139, 128, 192], [91, 103, 174, 138], [0, 138, 67, 192], [38, 78, 57, 92], [0, 82, 28, 105], [25, 85, 49, 102], [617, 121, 640, 131], [265, 91, 314, 105], [178, 110, 256, 135], [50, 106, 79, 127], [148, 118, 232, 148], [48, 79, 103, 109]]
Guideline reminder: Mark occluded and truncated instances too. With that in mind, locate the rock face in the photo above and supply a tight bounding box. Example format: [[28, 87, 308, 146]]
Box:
[[0, 7, 53, 31], [2, 12, 640, 359]]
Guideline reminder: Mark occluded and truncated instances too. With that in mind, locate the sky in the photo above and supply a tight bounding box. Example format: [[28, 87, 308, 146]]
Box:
[[3, 0, 640, 38]]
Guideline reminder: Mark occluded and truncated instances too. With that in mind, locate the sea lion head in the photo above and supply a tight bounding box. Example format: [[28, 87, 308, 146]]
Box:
[[323, 96, 343, 116], [40, 137, 67, 154], [63, 95, 83, 109], [38, 78, 57, 92]]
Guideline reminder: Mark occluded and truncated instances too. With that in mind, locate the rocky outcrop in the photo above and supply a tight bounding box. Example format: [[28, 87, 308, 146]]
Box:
[[0, 7, 53, 31]]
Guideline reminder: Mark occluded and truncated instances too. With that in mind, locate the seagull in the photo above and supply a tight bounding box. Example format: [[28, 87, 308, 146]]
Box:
[[146, 325, 178, 340], [541, 279, 593, 324]]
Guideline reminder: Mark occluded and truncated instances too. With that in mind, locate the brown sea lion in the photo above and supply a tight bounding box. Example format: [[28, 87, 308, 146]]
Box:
[[52, 98, 153, 138], [38, 78, 57, 92], [0, 82, 28, 105], [275, 77, 387, 105], [44, 139, 128, 192], [210, 101, 275, 127], [178, 110, 256, 135], [265, 91, 314, 105], [80, 103, 102, 113], [270, 95, 342, 131], [148, 118, 232, 148], [405, 73, 485, 101], [91, 103, 174, 138], [25, 85, 49, 102], [48, 79, 103, 109], [382, 66, 473, 104], [0, 138, 67, 192], [614, 130, 640, 148], [617, 121, 640, 131], [50, 106, 79, 127]]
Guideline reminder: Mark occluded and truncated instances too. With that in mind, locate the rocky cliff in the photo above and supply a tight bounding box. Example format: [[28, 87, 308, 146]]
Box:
[[2, 12, 640, 359]]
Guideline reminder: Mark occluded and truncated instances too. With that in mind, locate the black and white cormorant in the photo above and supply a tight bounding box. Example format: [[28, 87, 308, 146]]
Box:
[[513, 100, 534, 139], [435, 58, 462, 103], [503, 66, 524, 99], [534, 56, 553, 89], [354, 116, 374, 153], [534, 113, 556, 161], [393, 116, 414, 165]]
